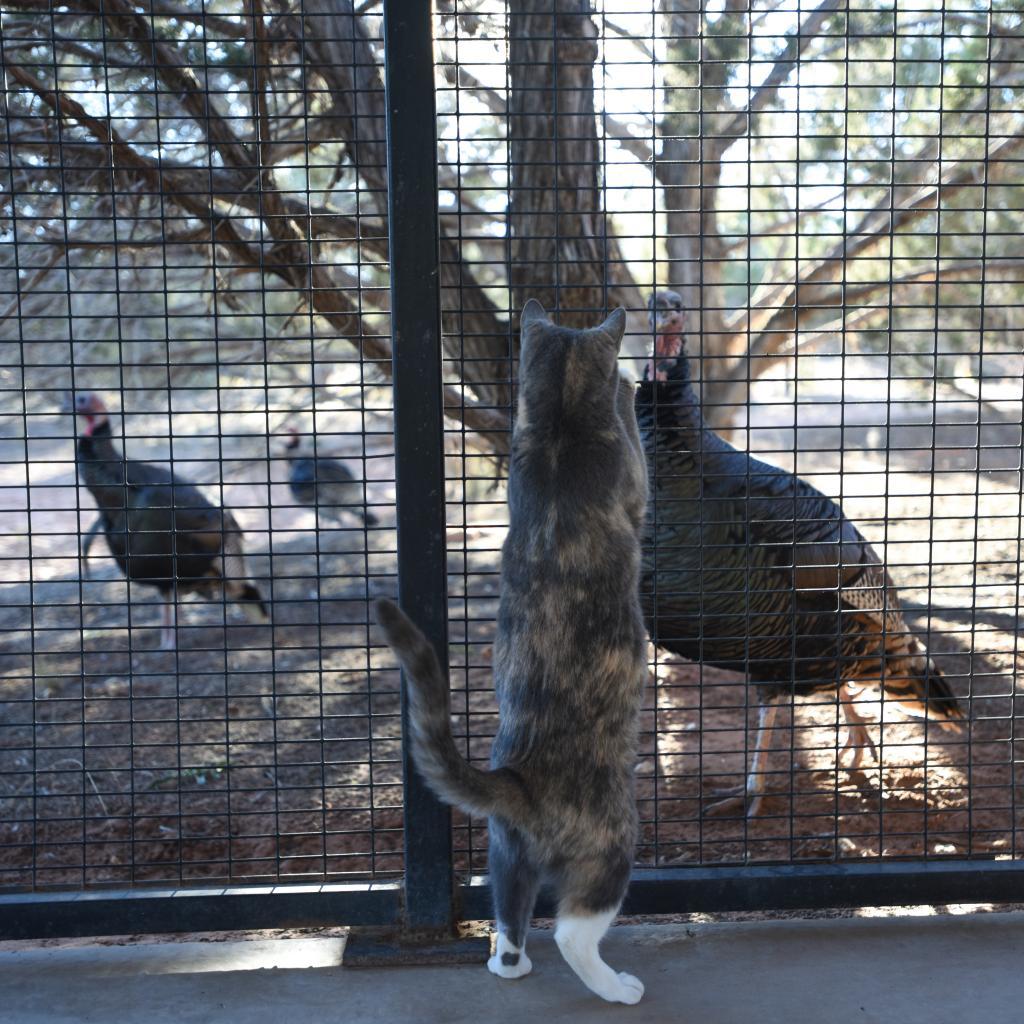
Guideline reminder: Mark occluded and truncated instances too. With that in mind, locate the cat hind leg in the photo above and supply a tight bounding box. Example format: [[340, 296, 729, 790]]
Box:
[[554, 908, 643, 1004], [487, 825, 539, 981], [554, 857, 642, 1004]]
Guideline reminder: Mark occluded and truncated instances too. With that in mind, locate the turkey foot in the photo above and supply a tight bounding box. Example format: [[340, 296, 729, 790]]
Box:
[[702, 785, 770, 819], [703, 698, 780, 819], [839, 687, 878, 769]]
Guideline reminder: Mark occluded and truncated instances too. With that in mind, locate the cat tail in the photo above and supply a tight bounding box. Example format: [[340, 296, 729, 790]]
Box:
[[375, 599, 532, 828]]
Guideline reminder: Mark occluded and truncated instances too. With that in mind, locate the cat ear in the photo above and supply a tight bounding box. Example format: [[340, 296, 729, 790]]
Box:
[[520, 298, 548, 330], [596, 307, 626, 347]]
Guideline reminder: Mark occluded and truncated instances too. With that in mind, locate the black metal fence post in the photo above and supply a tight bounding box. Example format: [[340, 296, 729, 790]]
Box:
[[382, 0, 456, 938]]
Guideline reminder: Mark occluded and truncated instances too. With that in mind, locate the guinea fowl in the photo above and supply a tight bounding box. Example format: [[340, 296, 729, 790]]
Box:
[[282, 427, 377, 526], [71, 392, 268, 649], [635, 290, 963, 816]]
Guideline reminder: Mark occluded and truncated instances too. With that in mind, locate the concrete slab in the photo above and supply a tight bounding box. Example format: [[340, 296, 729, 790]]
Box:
[[2, 912, 1022, 1023]]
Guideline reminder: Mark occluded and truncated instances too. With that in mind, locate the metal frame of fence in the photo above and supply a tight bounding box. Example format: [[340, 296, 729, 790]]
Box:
[[2, 0, 1023, 943]]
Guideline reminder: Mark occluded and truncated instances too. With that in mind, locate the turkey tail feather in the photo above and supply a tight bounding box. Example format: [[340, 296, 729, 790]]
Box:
[[882, 654, 963, 731], [234, 582, 269, 620], [219, 530, 267, 618]]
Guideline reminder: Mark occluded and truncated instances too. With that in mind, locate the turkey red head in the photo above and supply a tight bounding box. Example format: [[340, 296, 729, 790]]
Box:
[[646, 290, 685, 382], [71, 392, 110, 437]]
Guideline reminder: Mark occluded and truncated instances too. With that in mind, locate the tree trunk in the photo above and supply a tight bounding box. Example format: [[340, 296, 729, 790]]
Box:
[[508, 0, 632, 329], [658, 1, 737, 430]]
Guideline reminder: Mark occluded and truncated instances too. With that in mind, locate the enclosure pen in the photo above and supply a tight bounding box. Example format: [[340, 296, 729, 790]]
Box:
[[1, 0, 1023, 943]]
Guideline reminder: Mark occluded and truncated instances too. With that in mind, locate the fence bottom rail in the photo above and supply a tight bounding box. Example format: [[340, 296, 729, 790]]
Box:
[[1, 861, 1021, 942]]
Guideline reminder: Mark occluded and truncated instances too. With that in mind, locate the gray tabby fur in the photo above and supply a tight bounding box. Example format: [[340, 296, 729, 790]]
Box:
[[375, 299, 648, 1003]]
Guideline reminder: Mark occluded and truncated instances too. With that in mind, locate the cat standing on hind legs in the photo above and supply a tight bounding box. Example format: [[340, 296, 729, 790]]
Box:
[[376, 299, 649, 1004]]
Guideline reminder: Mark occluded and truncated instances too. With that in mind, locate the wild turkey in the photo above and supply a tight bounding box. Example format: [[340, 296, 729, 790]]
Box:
[[635, 290, 963, 816], [70, 392, 268, 649], [281, 427, 377, 526]]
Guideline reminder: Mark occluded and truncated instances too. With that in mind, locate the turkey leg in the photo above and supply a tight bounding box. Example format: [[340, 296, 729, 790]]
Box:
[[160, 601, 176, 650], [839, 682, 878, 769], [704, 696, 781, 818]]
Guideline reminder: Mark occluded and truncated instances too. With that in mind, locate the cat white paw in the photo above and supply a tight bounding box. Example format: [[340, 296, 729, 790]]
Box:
[[605, 972, 644, 1004], [487, 951, 533, 979]]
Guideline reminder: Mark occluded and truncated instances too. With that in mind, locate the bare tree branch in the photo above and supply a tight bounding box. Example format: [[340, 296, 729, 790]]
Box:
[[742, 133, 1024, 363], [603, 113, 655, 166], [296, 1, 513, 417], [603, 18, 654, 62], [728, 258, 1024, 358], [719, 193, 845, 257], [824, 258, 1024, 311], [77, 0, 255, 168], [248, 0, 283, 225], [3, 35, 139, 70], [774, 303, 888, 359], [708, 0, 844, 162], [1, 0, 248, 40], [140, 0, 248, 38], [5, 61, 265, 269], [438, 60, 656, 171], [438, 62, 504, 115], [6, 51, 512, 451], [0, 248, 65, 323]]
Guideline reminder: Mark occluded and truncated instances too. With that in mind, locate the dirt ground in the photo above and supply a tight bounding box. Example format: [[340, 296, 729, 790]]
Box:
[[0, 385, 1021, 891]]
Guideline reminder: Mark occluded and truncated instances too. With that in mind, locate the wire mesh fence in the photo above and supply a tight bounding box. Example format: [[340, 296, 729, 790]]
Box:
[[1, 0, 1022, 931], [1, 0, 405, 892], [436, 0, 1023, 876]]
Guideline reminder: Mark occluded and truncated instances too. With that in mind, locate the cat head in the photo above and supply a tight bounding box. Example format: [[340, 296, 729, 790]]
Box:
[[517, 300, 627, 428]]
